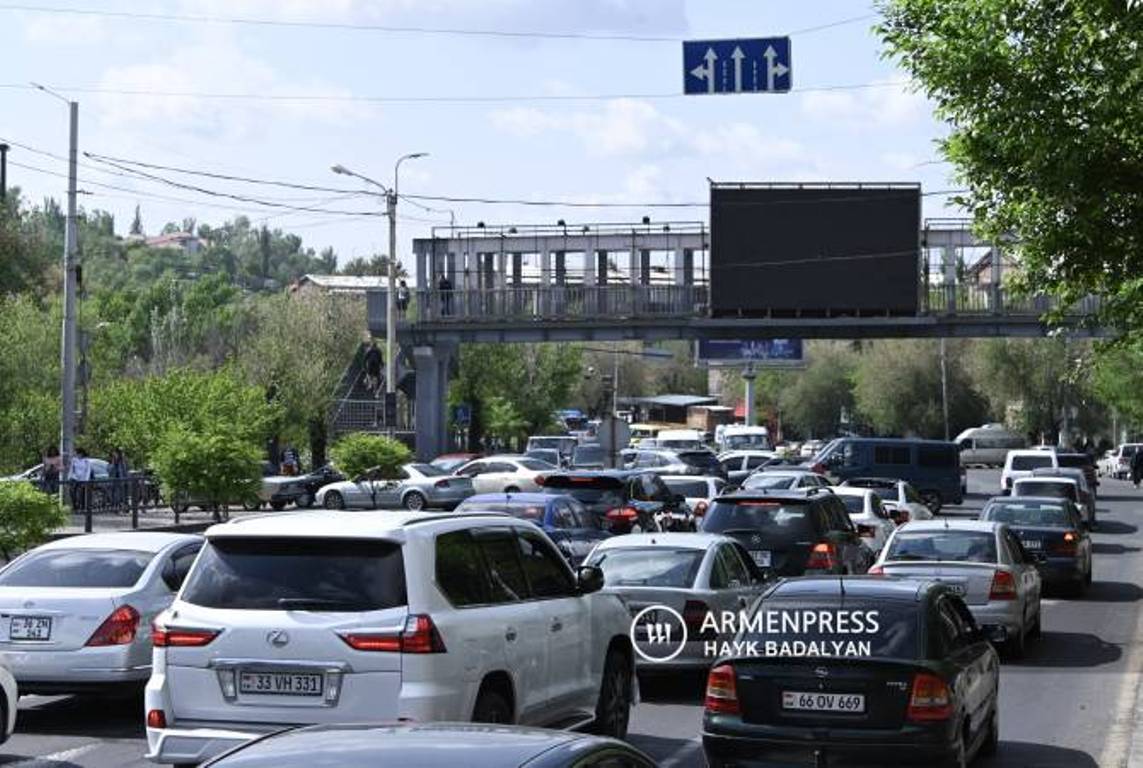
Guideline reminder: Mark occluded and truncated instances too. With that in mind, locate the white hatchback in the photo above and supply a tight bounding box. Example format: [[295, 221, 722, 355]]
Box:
[[0, 532, 203, 695], [145, 511, 636, 765], [829, 487, 897, 553]]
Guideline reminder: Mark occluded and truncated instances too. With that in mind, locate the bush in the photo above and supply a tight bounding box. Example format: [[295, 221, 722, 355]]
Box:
[[330, 433, 412, 480], [151, 427, 263, 511], [0, 482, 68, 558]]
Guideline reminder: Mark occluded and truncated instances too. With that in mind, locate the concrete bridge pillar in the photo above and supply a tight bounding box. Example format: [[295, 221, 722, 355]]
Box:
[[413, 342, 456, 461]]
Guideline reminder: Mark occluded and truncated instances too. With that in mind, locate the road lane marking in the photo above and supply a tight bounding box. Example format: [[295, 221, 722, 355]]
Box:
[[659, 738, 702, 768], [1098, 574, 1143, 767], [6, 743, 98, 767]]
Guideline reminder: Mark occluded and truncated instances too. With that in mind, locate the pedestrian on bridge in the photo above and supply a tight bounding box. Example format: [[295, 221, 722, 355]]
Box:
[[396, 279, 410, 319], [438, 272, 453, 317], [364, 341, 383, 396]]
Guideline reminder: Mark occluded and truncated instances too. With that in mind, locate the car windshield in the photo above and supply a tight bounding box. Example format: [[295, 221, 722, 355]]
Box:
[[724, 434, 770, 450], [431, 457, 471, 472], [743, 474, 798, 490], [407, 463, 447, 477], [1014, 481, 1075, 499], [837, 495, 866, 514], [501, 502, 548, 521], [573, 446, 604, 463], [182, 537, 406, 611], [587, 548, 704, 587], [983, 502, 1072, 528], [703, 501, 814, 540], [0, 549, 154, 588], [518, 458, 556, 471], [1011, 455, 1054, 471], [663, 479, 711, 497], [678, 451, 719, 469], [529, 438, 570, 451], [742, 600, 920, 659], [885, 531, 998, 563]]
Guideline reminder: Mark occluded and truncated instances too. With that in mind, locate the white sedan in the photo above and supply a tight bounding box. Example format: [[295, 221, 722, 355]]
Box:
[[829, 486, 897, 553], [453, 455, 556, 494], [0, 532, 202, 695], [661, 475, 727, 520], [840, 477, 933, 522]]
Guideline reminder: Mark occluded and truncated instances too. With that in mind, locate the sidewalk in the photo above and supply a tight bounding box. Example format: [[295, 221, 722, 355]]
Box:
[[54, 506, 267, 537]]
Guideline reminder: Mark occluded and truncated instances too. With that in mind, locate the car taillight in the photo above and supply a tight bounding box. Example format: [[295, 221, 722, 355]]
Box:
[[152, 623, 220, 648], [434, 479, 450, 489], [806, 542, 838, 570], [989, 569, 1018, 600], [906, 672, 953, 722], [146, 709, 167, 729], [683, 599, 714, 640], [705, 664, 741, 715], [1052, 531, 1079, 556], [534, 475, 547, 487], [811, 463, 826, 475], [86, 604, 140, 647], [340, 614, 446, 654], [857, 524, 877, 538], [868, 564, 884, 575], [606, 507, 639, 521]]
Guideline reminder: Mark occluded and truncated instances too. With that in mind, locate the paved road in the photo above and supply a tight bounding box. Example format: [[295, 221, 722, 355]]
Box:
[[2, 469, 1140, 767]]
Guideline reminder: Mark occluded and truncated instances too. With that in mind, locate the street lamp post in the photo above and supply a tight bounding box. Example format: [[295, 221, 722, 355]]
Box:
[[332, 153, 427, 433]]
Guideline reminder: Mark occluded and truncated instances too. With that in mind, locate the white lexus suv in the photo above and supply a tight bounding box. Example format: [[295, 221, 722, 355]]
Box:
[[144, 511, 635, 765]]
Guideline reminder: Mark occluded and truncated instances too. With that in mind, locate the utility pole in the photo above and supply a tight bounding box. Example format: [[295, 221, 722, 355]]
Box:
[[940, 337, 950, 441], [60, 101, 80, 480], [742, 364, 757, 427], [0, 143, 9, 201], [385, 186, 398, 434]]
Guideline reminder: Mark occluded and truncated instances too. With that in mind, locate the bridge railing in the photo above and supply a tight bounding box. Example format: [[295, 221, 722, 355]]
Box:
[[923, 284, 1100, 317], [415, 284, 708, 323]]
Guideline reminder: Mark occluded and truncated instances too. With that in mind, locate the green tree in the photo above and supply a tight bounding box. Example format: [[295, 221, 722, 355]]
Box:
[[151, 426, 263, 514], [878, 1, 1143, 332], [777, 343, 856, 439], [854, 340, 988, 439], [330, 432, 412, 480], [340, 254, 408, 279], [0, 296, 61, 471], [0, 483, 68, 558], [484, 396, 528, 445]]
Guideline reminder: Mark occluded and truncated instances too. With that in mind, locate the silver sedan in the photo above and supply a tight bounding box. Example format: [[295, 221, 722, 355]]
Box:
[[316, 462, 474, 511], [584, 533, 768, 672], [0, 531, 202, 694], [872, 519, 1043, 656]]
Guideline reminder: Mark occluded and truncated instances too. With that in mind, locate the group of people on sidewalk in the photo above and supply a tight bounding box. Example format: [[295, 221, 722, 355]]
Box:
[[42, 445, 133, 513]]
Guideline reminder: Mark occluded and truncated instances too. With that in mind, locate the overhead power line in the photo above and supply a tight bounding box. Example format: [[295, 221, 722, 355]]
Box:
[[0, 80, 908, 104], [0, 4, 876, 43]]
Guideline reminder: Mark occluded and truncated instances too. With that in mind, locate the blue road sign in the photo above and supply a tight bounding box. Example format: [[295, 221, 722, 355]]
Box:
[[683, 37, 791, 95], [697, 339, 804, 365]]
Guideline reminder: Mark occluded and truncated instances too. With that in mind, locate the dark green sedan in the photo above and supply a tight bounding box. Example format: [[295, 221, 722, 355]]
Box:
[[702, 576, 1001, 767]]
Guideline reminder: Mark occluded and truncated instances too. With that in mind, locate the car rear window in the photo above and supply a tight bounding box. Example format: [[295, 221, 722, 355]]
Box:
[[1056, 455, 1092, 469], [1011, 455, 1054, 471], [663, 479, 711, 497], [518, 458, 556, 471], [587, 548, 704, 587], [1014, 481, 1075, 499], [678, 451, 719, 469], [885, 531, 997, 563], [408, 463, 447, 477], [743, 474, 798, 490], [982, 502, 1072, 528], [837, 495, 866, 514], [501, 501, 548, 521], [0, 549, 154, 588], [743, 599, 920, 659], [724, 433, 771, 450], [703, 501, 815, 539], [573, 446, 604, 463], [539, 476, 625, 508], [182, 537, 406, 611]]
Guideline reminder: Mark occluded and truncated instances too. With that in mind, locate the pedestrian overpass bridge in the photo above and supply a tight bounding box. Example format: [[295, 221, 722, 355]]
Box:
[[360, 219, 1104, 459]]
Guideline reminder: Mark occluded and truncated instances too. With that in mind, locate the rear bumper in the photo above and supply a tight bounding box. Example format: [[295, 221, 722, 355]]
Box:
[[703, 721, 958, 767], [966, 602, 1025, 636], [1038, 558, 1086, 584], [7, 645, 149, 690], [147, 725, 266, 765]]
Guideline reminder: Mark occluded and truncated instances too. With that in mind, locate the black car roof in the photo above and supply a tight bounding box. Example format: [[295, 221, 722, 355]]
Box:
[[764, 575, 946, 603], [714, 489, 825, 504]]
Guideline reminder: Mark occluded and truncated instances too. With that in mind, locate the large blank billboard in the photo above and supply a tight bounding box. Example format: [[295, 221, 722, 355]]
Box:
[[710, 184, 921, 317]]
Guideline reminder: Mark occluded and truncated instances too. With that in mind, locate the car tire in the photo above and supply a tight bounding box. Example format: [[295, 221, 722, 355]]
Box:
[[1006, 619, 1027, 659], [921, 491, 943, 515], [504, 486, 520, 494], [591, 646, 633, 739], [980, 707, 1000, 757], [269, 500, 287, 511], [403, 491, 427, 511], [472, 687, 513, 724], [1030, 609, 1042, 639], [324, 491, 345, 510], [241, 499, 262, 511]]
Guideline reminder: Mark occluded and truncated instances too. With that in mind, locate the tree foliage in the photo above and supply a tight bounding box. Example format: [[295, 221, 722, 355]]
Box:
[[330, 432, 412, 480], [878, 0, 1143, 331], [150, 426, 263, 511], [778, 343, 857, 439], [0, 482, 68, 558]]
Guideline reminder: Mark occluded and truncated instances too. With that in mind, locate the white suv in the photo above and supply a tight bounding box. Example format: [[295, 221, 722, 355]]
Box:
[[1001, 449, 1058, 492], [144, 511, 635, 765]]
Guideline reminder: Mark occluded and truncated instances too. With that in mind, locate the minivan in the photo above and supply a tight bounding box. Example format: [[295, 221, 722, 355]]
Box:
[[810, 438, 964, 512], [955, 424, 1026, 467]]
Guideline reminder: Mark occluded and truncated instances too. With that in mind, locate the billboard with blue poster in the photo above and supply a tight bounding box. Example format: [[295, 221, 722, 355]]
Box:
[[697, 339, 804, 366]]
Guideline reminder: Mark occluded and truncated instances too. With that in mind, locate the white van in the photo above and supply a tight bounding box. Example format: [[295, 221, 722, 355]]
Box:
[[1001, 449, 1058, 492], [955, 424, 1026, 467], [717, 425, 772, 452], [655, 429, 707, 451]]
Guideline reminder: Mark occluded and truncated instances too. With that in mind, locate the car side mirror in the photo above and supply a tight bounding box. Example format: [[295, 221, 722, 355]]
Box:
[[979, 623, 1009, 645], [576, 565, 605, 594]]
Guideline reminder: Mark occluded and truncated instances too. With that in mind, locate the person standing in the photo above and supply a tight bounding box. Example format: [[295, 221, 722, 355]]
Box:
[[363, 341, 383, 396], [281, 445, 300, 476], [42, 445, 61, 495], [1131, 447, 1143, 488], [438, 272, 453, 317], [396, 279, 411, 320], [68, 447, 93, 513], [108, 448, 129, 512]]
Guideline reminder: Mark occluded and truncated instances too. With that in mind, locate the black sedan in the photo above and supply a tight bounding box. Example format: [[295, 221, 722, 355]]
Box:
[[980, 495, 1093, 594], [204, 723, 657, 768], [703, 576, 1001, 767]]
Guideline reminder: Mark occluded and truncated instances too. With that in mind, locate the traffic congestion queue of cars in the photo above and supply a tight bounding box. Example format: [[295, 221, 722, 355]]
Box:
[[0, 432, 1119, 767]]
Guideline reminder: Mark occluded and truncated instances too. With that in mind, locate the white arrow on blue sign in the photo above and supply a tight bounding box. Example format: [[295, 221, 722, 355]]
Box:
[[683, 37, 792, 95]]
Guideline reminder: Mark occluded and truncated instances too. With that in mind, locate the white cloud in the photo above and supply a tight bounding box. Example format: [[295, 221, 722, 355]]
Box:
[[800, 79, 932, 129], [21, 13, 110, 44], [691, 123, 805, 165]]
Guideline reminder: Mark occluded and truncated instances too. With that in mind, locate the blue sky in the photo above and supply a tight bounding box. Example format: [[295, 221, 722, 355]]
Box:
[[0, 1, 958, 275]]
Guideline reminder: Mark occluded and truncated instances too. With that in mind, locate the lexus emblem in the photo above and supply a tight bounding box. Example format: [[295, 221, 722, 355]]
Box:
[[751, 535, 762, 545], [266, 630, 290, 648], [814, 666, 830, 679]]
